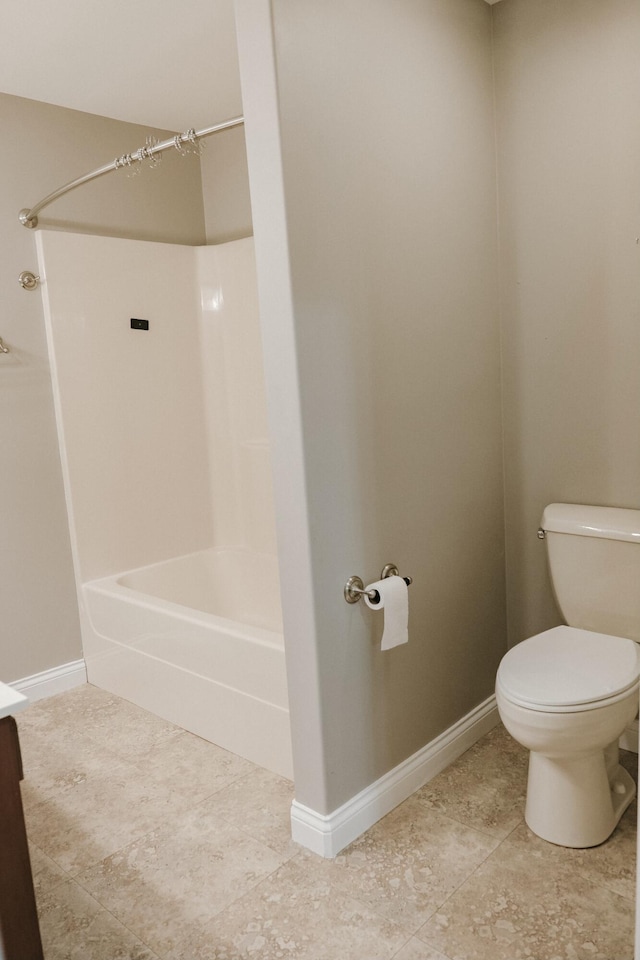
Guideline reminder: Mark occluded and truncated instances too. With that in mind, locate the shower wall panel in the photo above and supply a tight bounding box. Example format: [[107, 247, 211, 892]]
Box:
[[197, 240, 278, 557], [38, 231, 278, 591], [38, 231, 212, 583]]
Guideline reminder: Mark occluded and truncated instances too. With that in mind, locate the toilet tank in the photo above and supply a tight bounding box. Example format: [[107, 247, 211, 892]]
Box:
[[542, 503, 640, 643]]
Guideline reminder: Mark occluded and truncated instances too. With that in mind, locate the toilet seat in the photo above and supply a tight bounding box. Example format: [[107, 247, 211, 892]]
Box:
[[497, 626, 640, 714]]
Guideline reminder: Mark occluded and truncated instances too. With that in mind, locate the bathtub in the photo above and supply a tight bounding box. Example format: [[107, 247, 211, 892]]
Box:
[[80, 547, 292, 778]]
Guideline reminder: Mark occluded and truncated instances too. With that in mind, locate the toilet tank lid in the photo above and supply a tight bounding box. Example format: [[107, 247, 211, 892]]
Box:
[[542, 503, 640, 543]]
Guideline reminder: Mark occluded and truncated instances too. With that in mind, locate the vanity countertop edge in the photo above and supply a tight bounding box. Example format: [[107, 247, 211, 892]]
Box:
[[0, 681, 28, 720]]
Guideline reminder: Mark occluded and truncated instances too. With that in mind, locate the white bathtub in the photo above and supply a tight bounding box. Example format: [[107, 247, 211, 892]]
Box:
[[80, 547, 292, 778]]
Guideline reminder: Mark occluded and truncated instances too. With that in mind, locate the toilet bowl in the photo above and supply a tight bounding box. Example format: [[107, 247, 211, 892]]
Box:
[[497, 625, 639, 848]]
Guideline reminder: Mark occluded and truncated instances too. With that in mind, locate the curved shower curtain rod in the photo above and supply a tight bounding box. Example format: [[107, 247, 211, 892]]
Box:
[[19, 116, 245, 229]]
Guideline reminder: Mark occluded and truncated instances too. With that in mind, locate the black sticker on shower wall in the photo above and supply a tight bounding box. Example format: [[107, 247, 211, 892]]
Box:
[[130, 318, 149, 330]]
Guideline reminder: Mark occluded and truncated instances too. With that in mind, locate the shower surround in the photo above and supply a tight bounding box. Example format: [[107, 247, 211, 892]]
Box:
[[37, 230, 291, 778]]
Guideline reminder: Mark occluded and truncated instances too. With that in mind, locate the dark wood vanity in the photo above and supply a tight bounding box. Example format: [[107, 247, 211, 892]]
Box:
[[0, 688, 44, 960]]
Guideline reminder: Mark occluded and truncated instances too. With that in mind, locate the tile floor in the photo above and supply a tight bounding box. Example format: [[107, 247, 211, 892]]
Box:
[[17, 683, 637, 960]]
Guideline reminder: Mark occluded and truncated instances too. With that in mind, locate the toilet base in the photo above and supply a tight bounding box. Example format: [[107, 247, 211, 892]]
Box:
[[525, 745, 636, 848]]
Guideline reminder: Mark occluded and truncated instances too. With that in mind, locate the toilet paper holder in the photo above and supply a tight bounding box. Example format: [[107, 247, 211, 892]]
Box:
[[344, 564, 413, 605]]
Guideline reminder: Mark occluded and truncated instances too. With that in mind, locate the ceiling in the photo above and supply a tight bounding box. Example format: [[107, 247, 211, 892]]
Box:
[[0, 0, 503, 132], [0, 0, 243, 132]]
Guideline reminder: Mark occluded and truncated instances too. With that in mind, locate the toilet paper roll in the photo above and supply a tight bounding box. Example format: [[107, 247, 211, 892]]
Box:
[[364, 575, 409, 651]]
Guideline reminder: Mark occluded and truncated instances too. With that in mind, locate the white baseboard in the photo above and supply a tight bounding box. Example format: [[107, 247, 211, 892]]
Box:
[[291, 693, 499, 858], [11, 659, 87, 703], [620, 719, 638, 754]]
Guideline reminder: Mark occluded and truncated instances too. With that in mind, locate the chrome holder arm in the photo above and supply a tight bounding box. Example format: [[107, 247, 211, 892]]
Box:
[[344, 576, 379, 604]]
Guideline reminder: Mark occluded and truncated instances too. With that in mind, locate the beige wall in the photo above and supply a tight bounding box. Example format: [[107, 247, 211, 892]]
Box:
[[494, 0, 640, 647], [241, 0, 507, 813], [200, 126, 253, 243], [0, 93, 206, 684]]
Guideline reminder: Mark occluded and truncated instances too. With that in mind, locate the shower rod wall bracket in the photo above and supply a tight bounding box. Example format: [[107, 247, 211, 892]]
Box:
[[18, 271, 40, 290], [19, 209, 37, 229]]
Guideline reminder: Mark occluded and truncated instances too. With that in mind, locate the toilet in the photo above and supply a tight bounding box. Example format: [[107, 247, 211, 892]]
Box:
[[496, 503, 640, 848]]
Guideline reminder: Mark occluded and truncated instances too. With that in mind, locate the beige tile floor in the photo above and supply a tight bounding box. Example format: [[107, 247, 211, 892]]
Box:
[[17, 684, 637, 960]]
